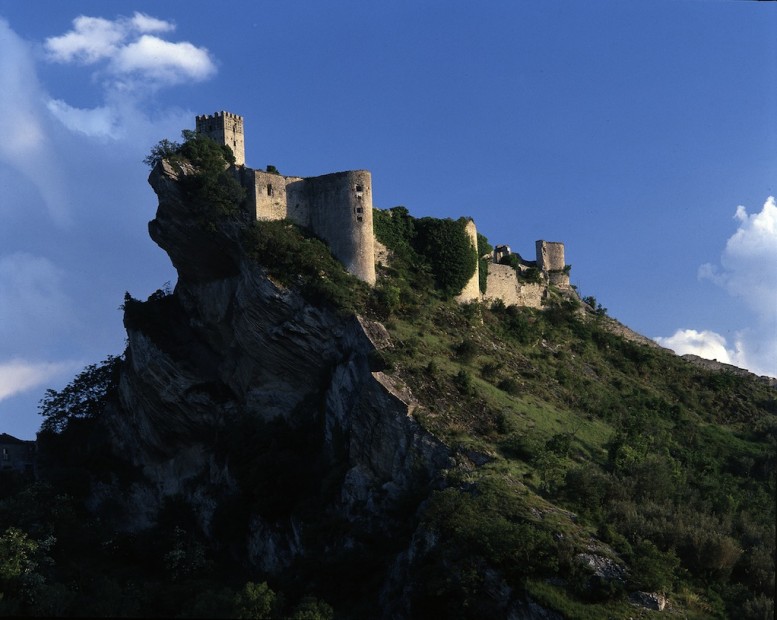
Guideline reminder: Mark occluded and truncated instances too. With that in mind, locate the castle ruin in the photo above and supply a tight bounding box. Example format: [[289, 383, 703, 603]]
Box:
[[195, 111, 568, 305], [196, 112, 375, 285]]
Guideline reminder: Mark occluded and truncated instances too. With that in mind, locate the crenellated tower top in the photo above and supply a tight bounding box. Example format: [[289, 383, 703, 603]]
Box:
[[195, 111, 245, 166]]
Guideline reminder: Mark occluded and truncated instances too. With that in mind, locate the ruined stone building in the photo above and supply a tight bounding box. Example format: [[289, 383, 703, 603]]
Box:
[[196, 112, 375, 285], [195, 111, 568, 305]]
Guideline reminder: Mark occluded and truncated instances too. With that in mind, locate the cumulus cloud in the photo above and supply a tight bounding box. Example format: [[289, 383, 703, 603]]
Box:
[[658, 197, 777, 378], [0, 359, 79, 402], [699, 197, 777, 318], [113, 35, 216, 84], [45, 16, 128, 64], [42, 12, 216, 141], [654, 329, 738, 365], [45, 12, 215, 88]]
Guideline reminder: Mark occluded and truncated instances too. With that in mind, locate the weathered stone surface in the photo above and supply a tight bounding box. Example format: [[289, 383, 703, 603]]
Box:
[[630, 591, 668, 611], [95, 158, 451, 577]]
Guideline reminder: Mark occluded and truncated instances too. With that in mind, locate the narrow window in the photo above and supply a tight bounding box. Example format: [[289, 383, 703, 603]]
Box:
[[355, 184, 363, 193], [356, 207, 363, 214], [267, 184, 274, 196]]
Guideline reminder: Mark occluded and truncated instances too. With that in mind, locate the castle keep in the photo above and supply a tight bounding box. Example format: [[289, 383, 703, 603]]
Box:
[[195, 111, 567, 304], [197, 111, 375, 285]]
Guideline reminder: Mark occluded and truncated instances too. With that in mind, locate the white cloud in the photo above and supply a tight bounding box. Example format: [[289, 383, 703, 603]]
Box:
[[654, 329, 736, 365], [699, 197, 777, 318], [659, 197, 777, 378], [130, 13, 175, 35], [45, 16, 127, 64], [46, 99, 120, 139], [44, 12, 215, 89], [0, 359, 79, 402], [113, 35, 216, 84]]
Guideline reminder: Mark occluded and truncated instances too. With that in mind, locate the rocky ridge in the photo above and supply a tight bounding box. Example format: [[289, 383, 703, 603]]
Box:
[[91, 160, 451, 590]]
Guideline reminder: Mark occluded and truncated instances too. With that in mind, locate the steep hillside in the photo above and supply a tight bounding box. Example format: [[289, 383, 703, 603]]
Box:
[[1, 136, 773, 618]]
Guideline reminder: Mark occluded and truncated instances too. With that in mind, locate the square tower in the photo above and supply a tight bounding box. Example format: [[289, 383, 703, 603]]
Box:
[[195, 111, 245, 166]]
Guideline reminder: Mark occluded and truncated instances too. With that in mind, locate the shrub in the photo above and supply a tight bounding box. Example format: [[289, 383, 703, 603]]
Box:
[[413, 217, 478, 298], [453, 369, 474, 395], [497, 377, 520, 396], [454, 339, 478, 363]]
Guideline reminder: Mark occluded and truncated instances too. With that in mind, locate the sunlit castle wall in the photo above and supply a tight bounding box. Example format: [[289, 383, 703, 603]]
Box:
[[535, 240, 569, 288], [455, 219, 481, 303], [250, 170, 309, 224], [195, 111, 246, 166], [305, 171, 376, 286]]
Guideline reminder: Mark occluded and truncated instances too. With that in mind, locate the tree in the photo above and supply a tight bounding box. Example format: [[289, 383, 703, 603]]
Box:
[[413, 217, 477, 298], [38, 357, 120, 434], [234, 581, 282, 619], [143, 138, 181, 169]]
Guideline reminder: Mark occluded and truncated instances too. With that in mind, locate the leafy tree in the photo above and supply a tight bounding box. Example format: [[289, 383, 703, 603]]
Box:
[[291, 596, 334, 620], [143, 138, 181, 169], [38, 356, 120, 434], [477, 232, 492, 294], [0, 527, 42, 581], [414, 217, 477, 298], [234, 581, 282, 619]]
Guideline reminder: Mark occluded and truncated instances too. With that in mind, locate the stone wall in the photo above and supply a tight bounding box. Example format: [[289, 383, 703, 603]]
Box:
[[197, 112, 378, 284], [483, 263, 521, 306], [249, 170, 307, 223], [306, 171, 376, 286], [483, 263, 545, 309], [455, 219, 481, 303], [536, 240, 565, 272]]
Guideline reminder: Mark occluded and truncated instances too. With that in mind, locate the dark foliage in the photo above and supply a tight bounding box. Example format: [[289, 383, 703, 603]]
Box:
[[38, 357, 120, 434]]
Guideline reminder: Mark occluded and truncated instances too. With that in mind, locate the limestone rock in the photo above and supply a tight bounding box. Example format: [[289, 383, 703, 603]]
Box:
[[92, 157, 452, 577]]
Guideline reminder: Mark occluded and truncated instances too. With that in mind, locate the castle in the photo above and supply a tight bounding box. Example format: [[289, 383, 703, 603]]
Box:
[[195, 111, 568, 305]]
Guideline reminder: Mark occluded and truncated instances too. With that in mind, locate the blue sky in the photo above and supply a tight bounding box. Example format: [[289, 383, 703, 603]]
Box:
[[1, 1, 775, 438]]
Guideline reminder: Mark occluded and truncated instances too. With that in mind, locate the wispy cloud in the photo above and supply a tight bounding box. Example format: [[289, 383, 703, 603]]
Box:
[[41, 12, 216, 140], [45, 12, 215, 89], [0, 253, 76, 352], [0, 19, 70, 224], [0, 359, 80, 402], [657, 197, 777, 377]]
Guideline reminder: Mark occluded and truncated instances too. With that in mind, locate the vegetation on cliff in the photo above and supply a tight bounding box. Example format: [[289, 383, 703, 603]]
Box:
[[0, 140, 773, 618]]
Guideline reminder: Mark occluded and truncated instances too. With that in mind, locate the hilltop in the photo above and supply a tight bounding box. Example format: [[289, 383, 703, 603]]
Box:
[[0, 134, 773, 618]]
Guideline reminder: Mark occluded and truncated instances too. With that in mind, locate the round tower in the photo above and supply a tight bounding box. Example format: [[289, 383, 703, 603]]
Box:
[[455, 219, 481, 303], [305, 171, 376, 285]]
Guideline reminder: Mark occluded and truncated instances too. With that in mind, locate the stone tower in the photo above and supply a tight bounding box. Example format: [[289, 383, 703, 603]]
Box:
[[536, 240, 569, 288], [195, 111, 246, 166], [455, 219, 481, 303], [196, 111, 375, 285]]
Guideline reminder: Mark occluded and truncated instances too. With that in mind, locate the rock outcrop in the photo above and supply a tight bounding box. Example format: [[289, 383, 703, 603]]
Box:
[[91, 160, 451, 582]]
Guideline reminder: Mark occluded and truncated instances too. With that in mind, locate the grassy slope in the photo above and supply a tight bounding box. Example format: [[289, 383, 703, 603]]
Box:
[[368, 207, 776, 618]]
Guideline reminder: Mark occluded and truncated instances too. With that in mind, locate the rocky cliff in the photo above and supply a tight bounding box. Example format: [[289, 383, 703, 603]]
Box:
[[89, 159, 451, 603]]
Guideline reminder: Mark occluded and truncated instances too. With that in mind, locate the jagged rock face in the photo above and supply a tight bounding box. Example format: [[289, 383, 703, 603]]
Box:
[[97, 160, 450, 577]]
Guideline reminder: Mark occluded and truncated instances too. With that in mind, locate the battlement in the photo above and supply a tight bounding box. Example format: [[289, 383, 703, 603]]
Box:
[[196, 111, 244, 122], [195, 111, 245, 166]]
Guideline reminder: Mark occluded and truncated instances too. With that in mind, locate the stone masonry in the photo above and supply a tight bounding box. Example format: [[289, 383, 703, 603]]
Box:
[[197, 112, 375, 285], [195, 110, 568, 303]]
